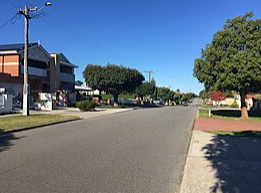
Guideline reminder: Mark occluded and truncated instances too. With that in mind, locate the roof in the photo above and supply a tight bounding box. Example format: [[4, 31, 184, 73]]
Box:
[[0, 43, 38, 51], [75, 85, 92, 91], [246, 94, 261, 99]]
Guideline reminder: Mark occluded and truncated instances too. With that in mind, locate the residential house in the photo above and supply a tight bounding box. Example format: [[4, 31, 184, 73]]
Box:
[[0, 43, 78, 107], [50, 53, 78, 106], [0, 43, 53, 97], [49, 53, 78, 93]]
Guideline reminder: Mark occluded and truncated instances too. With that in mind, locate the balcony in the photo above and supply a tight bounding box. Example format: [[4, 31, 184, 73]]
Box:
[[60, 72, 75, 83], [21, 66, 47, 77]]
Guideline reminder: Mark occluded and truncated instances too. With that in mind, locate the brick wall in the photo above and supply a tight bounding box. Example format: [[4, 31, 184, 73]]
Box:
[[0, 55, 20, 76]]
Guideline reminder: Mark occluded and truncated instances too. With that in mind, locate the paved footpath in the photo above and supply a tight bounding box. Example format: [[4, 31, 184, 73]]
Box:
[[195, 117, 261, 131], [180, 118, 261, 193]]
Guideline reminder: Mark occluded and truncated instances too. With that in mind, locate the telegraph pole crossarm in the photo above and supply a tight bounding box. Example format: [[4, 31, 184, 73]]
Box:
[[144, 70, 157, 83]]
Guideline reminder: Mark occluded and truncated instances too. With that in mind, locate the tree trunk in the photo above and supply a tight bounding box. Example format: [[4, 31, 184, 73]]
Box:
[[113, 93, 119, 107], [240, 91, 248, 118]]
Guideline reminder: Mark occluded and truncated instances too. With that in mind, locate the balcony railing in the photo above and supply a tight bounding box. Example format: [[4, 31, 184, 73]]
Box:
[[60, 72, 75, 83], [20, 66, 47, 77]]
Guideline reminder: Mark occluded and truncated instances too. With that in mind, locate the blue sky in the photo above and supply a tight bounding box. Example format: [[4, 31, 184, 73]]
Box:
[[1, 0, 261, 94]]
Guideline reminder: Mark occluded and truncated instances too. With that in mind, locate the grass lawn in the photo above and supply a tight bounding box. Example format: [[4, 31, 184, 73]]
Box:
[[205, 130, 261, 137], [0, 114, 79, 132], [199, 109, 261, 122]]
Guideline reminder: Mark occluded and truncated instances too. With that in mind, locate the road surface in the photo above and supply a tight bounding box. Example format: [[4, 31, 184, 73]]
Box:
[[0, 104, 198, 193]]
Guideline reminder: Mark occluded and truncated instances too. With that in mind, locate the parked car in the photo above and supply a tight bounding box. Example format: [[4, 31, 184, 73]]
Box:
[[153, 98, 163, 105], [182, 102, 188, 106]]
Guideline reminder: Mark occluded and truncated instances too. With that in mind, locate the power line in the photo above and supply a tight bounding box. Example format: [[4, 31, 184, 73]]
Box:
[[7, 0, 122, 60], [38, 16, 120, 59], [40, 18, 115, 57], [157, 71, 199, 85], [144, 70, 157, 83], [41, 11, 120, 58], [0, 13, 20, 30], [0, 0, 20, 8]]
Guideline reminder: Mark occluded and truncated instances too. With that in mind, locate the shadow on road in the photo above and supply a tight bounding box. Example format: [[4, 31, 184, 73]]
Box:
[[202, 134, 261, 193], [0, 131, 22, 153]]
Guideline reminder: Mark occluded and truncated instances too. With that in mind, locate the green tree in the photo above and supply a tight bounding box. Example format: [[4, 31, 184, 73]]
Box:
[[157, 87, 171, 102], [193, 12, 261, 118], [181, 94, 188, 103], [75, 80, 83, 86], [199, 89, 211, 99], [83, 64, 144, 106], [173, 93, 182, 104], [136, 81, 156, 99], [186, 92, 196, 100]]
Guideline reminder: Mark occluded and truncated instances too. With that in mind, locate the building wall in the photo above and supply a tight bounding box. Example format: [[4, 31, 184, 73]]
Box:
[[0, 55, 20, 76], [50, 53, 76, 93], [0, 82, 23, 95], [225, 98, 236, 106], [0, 94, 13, 114], [50, 54, 60, 93]]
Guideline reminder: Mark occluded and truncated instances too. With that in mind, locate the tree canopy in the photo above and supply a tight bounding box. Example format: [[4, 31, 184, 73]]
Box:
[[156, 87, 174, 102], [211, 90, 226, 102], [193, 12, 261, 117], [199, 89, 211, 99], [136, 80, 156, 98], [83, 64, 144, 105], [75, 80, 83, 86]]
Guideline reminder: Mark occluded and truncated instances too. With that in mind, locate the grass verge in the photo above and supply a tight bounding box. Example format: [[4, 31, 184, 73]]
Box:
[[0, 114, 79, 132], [204, 130, 261, 137], [199, 109, 261, 122]]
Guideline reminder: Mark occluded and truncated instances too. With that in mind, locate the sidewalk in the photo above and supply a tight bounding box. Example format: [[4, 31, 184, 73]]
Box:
[[195, 117, 261, 131], [180, 118, 261, 193]]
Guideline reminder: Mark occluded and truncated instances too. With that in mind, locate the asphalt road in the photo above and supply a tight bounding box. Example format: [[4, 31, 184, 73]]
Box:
[[0, 104, 198, 193]]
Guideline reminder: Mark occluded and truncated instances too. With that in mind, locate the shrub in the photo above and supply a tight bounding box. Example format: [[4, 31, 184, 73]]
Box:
[[69, 101, 76, 107], [230, 102, 239, 108], [76, 99, 98, 111]]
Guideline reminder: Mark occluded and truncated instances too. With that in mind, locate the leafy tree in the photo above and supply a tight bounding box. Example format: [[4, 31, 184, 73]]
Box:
[[193, 12, 261, 118], [157, 87, 171, 102], [83, 64, 144, 106], [75, 80, 83, 86], [173, 93, 182, 104], [169, 90, 175, 101], [186, 92, 196, 99], [199, 89, 211, 99], [224, 90, 234, 98], [181, 94, 189, 103], [136, 81, 156, 98], [211, 90, 226, 106]]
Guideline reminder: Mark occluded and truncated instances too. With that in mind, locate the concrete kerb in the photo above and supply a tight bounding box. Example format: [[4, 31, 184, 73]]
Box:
[[73, 107, 135, 120], [178, 112, 198, 193], [0, 117, 81, 135], [0, 107, 135, 134]]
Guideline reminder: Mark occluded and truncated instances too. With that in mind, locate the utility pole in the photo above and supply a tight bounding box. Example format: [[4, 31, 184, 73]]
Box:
[[19, 5, 30, 116], [18, 2, 52, 116], [144, 70, 156, 83]]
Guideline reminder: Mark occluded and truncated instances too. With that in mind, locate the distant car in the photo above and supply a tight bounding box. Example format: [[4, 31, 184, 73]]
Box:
[[183, 102, 188, 107], [153, 99, 163, 105]]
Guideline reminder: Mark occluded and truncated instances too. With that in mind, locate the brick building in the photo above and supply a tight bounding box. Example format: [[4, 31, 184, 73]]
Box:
[[0, 43, 78, 104]]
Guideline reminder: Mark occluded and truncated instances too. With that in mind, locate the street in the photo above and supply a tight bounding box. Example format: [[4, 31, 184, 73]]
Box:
[[0, 105, 198, 193]]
